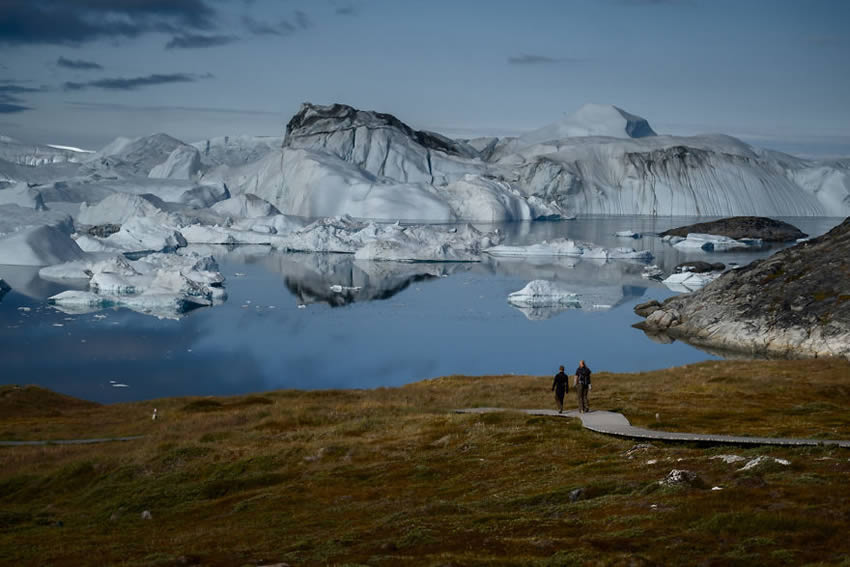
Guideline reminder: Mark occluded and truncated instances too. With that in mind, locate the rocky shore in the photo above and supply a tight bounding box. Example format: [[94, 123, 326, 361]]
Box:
[[635, 217, 850, 359], [659, 216, 807, 242]]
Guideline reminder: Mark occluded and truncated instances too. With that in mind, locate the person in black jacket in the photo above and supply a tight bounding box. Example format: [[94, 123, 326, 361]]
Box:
[[551, 365, 569, 413], [575, 360, 592, 413]]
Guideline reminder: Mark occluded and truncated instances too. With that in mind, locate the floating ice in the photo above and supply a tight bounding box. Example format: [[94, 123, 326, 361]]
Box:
[[662, 270, 721, 292], [46, 252, 226, 319], [486, 238, 653, 261], [673, 233, 762, 252]]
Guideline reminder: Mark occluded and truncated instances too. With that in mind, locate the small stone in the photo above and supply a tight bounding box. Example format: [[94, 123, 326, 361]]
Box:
[[659, 469, 702, 487], [141, 510, 152, 520], [568, 488, 584, 502]]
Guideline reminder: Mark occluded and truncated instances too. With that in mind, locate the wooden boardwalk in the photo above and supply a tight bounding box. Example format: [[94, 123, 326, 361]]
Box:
[[455, 408, 850, 448]]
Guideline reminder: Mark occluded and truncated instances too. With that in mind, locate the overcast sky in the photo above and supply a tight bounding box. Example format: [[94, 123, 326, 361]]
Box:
[[1, 0, 848, 155]]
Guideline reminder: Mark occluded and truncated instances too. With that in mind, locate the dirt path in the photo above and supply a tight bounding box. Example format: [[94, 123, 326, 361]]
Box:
[[456, 408, 850, 448]]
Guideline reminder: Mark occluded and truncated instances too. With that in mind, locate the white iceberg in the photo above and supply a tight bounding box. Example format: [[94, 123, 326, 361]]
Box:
[[673, 233, 761, 252], [81, 216, 187, 254], [210, 193, 281, 219], [662, 270, 721, 292], [486, 238, 653, 261], [0, 204, 75, 236], [0, 225, 86, 266], [148, 145, 202, 180], [77, 193, 182, 226], [47, 252, 226, 319], [507, 280, 580, 306]]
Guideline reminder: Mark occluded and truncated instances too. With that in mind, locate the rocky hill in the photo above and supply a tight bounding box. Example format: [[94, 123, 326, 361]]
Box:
[[635, 217, 850, 359], [659, 216, 807, 242]]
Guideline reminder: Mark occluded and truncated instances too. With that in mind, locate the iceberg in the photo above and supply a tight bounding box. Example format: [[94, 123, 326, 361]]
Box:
[[486, 238, 653, 261], [0, 225, 85, 266], [210, 194, 281, 219], [148, 145, 202, 180], [46, 252, 226, 319], [662, 271, 722, 292], [508, 280, 580, 306], [79, 216, 187, 254], [672, 233, 762, 252]]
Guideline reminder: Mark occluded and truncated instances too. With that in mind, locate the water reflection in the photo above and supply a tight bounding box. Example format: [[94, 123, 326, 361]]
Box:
[[0, 215, 843, 402]]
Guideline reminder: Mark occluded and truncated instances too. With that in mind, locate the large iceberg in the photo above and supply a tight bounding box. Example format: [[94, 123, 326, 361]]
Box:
[[0, 225, 85, 266], [46, 252, 226, 319]]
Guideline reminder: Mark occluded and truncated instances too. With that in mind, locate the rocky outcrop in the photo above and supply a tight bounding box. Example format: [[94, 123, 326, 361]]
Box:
[[660, 216, 807, 242], [635, 217, 850, 359]]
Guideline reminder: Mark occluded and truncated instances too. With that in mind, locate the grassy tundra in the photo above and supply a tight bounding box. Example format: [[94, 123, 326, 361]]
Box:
[[2, 358, 850, 566]]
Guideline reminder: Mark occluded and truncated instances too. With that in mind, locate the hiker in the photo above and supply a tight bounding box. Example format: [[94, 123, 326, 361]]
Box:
[[575, 360, 592, 413], [551, 365, 569, 413]]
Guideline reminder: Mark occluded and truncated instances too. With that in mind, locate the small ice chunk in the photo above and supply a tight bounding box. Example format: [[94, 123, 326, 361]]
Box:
[[615, 230, 642, 239]]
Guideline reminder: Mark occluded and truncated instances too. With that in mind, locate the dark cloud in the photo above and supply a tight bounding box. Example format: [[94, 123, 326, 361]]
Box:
[[67, 101, 279, 115], [0, 84, 44, 94], [0, 0, 217, 46], [62, 73, 210, 91], [242, 16, 296, 37], [335, 5, 358, 16], [294, 10, 312, 30], [0, 102, 31, 114], [56, 56, 103, 70], [165, 33, 238, 49], [508, 54, 578, 65]]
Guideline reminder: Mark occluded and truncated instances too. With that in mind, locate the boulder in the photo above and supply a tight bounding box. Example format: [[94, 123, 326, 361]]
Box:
[[634, 300, 662, 317]]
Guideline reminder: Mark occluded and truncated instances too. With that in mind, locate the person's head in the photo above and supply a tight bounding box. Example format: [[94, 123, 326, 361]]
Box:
[[559, 365, 564, 371], [579, 360, 585, 367]]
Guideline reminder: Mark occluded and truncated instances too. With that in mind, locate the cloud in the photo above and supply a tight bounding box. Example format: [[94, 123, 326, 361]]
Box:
[[508, 54, 579, 65], [0, 103, 31, 113], [294, 10, 312, 30], [56, 56, 103, 70], [67, 101, 280, 115], [62, 73, 211, 91], [0, 0, 218, 46], [165, 33, 238, 49], [0, 84, 44, 95], [242, 16, 296, 36], [335, 5, 358, 16]]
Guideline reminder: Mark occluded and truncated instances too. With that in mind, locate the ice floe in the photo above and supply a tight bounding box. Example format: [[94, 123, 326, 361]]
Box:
[[486, 238, 653, 262], [672, 233, 763, 252]]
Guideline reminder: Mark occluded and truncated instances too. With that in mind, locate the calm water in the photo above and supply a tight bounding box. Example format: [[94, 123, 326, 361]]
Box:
[[0, 216, 842, 403]]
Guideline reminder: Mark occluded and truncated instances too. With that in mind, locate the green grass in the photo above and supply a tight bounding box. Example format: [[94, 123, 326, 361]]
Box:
[[1, 358, 850, 566]]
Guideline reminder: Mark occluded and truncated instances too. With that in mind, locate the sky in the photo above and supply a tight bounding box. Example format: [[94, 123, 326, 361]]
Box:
[[1, 0, 849, 156]]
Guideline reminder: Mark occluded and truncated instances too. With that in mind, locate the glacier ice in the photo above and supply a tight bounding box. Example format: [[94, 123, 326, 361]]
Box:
[[0, 224, 85, 266]]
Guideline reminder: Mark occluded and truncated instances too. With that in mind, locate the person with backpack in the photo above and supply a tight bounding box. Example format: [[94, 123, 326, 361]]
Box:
[[551, 365, 569, 413], [574, 360, 592, 413]]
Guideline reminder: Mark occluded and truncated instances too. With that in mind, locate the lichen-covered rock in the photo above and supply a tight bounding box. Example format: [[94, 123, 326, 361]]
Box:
[[636, 217, 850, 359]]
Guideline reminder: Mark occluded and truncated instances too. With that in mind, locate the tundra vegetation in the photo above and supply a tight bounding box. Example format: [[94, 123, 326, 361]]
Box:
[[2, 358, 850, 566]]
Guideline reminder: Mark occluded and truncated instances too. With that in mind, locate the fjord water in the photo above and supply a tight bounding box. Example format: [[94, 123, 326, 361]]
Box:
[[0, 216, 842, 403]]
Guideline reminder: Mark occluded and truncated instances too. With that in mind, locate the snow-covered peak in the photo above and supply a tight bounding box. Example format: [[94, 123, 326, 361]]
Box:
[[519, 103, 657, 145]]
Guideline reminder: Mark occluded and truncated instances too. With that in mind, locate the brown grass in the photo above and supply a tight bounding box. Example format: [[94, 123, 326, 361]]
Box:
[[1, 358, 850, 566]]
